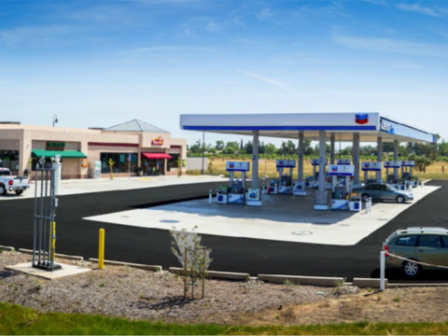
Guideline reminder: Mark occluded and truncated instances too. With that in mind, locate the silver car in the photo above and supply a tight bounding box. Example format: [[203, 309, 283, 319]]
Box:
[[353, 183, 413, 203], [383, 227, 448, 277]]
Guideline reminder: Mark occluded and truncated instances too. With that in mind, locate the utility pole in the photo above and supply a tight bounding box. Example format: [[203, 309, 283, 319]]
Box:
[[201, 132, 205, 175]]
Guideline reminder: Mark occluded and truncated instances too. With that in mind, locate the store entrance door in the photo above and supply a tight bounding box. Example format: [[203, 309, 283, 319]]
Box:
[[143, 159, 165, 176]]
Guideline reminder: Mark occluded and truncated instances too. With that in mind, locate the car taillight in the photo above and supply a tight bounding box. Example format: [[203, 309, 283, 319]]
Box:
[[8, 180, 13, 186], [384, 245, 389, 257]]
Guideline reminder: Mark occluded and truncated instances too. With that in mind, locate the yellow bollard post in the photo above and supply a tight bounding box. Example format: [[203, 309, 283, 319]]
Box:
[[98, 229, 105, 269]]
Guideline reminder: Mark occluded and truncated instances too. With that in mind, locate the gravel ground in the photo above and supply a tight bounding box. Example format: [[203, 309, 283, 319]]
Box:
[[0, 251, 348, 324]]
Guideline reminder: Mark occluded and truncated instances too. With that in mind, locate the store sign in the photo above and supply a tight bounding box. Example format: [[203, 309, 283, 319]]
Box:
[[380, 119, 394, 133], [355, 114, 368, 125], [152, 137, 164, 146], [46, 142, 66, 151]]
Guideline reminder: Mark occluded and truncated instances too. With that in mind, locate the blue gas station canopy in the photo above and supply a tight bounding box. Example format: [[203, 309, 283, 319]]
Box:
[[180, 112, 435, 143]]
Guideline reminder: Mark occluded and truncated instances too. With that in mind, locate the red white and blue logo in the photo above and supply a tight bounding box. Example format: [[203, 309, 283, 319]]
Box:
[[355, 114, 369, 125], [229, 163, 234, 168], [364, 163, 370, 168], [279, 161, 283, 165], [331, 166, 338, 172]]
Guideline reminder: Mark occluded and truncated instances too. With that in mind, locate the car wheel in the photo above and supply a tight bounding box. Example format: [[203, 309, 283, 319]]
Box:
[[362, 194, 370, 202], [402, 260, 421, 277], [396, 195, 405, 203], [15, 190, 23, 195], [0, 185, 6, 196]]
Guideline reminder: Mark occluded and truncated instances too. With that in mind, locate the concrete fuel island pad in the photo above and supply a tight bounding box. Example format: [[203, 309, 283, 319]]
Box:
[[85, 185, 439, 246], [6, 262, 91, 280]]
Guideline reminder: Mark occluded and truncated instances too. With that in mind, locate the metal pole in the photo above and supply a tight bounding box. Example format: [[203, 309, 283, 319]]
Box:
[[377, 137, 383, 183], [98, 229, 105, 269], [201, 132, 205, 175], [32, 165, 38, 266], [184, 248, 187, 300], [298, 131, 304, 182], [252, 131, 259, 189], [318, 131, 326, 193], [330, 133, 335, 165], [394, 140, 399, 180], [380, 251, 386, 291], [209, 190, 212, 204], [353, 133, 360, 187], [202, 248, 206, 299]]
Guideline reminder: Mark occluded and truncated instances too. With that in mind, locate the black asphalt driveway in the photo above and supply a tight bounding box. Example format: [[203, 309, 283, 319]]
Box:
[[1, 180, 447, 282]]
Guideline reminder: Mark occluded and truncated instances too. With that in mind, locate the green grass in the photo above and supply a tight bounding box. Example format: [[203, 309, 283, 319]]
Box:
[[1, 302, 448, 335]]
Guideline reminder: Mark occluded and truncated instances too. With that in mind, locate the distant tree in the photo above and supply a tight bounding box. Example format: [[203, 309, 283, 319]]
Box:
[[244, 141, 253, 154], [265, 143, 277, 155], [226, 141, 239, 150], [259, 141, 266, 154], [215, 141, 225, 151], [222, 147, 235, 154], [189, 140, 202, 154]]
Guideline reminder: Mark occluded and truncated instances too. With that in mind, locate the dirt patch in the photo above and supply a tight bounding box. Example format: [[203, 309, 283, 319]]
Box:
[[1, 251, 448, 325]]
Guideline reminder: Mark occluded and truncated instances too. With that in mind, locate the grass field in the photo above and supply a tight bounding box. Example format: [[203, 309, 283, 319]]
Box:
[[2, 302, 448, 335], [208, 159, 448, 181]]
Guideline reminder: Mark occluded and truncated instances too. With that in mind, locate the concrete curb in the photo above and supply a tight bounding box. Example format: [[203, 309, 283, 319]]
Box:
[[88, 258, 162, 272], [353, 278, 388, 289], [389, 283, 448, 288], [258, 274, 345, 287], [0, 245, 15, 252], [169, 267, 250, 280], [18, 248, 84, 261]]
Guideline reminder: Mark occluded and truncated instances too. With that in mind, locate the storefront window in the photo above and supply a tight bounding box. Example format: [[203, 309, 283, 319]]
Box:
[[0, 151, 19, 174], [100, 153, 138, 173], [167, 154, 180, 172], [31, 158, 58, 171]]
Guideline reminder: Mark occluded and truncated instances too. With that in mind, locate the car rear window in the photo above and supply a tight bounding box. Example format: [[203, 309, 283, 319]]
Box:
[[396, 235, 418, 246], [443, 236, 448, 247], [418, 235, 442, 248]]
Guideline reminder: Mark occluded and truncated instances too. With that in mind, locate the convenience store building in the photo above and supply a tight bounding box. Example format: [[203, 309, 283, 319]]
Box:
[[0, 119, 187, 179]]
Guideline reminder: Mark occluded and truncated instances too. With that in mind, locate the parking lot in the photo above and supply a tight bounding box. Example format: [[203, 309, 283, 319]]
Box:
[[86, 185, 438, 246], [0, 178, 446, 282]]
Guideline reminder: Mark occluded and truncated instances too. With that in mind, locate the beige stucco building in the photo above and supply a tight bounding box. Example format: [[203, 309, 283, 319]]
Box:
[[0, 120, 187, 179]]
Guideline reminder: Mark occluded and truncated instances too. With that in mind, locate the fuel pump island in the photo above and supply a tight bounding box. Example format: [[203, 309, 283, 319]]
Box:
[[269, 160, 295, 194], [216, 161, 262, 206], [180, 112, 435, 212]]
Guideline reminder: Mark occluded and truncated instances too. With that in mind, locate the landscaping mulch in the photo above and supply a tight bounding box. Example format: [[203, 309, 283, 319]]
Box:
[[0, 251, 336, 324]]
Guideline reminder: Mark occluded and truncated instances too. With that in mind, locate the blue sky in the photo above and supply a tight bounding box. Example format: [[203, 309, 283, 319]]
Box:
[[1, 0, 447, 147]]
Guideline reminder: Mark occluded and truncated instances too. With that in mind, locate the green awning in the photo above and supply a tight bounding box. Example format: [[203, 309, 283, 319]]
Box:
[[32, 150, 87, 159]]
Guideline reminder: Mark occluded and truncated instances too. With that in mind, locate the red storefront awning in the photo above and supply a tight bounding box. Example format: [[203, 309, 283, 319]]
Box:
[[141, 153, 172, 160]]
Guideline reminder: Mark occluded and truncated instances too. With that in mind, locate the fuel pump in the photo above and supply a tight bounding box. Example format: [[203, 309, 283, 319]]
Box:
[[329, 164, 360, 212], [306, 159, 326, 188], [276, 160, 295, 194], [384, 161, 400, 188], [216, 161, 250, 205], [362, 162, 382, 185], [401, 160, 418, 189]]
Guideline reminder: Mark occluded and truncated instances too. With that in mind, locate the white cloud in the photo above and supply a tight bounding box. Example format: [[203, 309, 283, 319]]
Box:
[[395, 3, 448, 17], [242, 71, 335, 109], [334, 34, 448, 58]]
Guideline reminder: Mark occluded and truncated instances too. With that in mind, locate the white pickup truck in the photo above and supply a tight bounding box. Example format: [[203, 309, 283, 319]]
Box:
[[0, 168, 30, 195]]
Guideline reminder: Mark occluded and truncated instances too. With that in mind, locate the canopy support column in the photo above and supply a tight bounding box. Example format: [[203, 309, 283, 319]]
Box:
[[298, 131, 304, 182], [377, 137, 383, 183], [252, 131, 259, 190], [353, 133, 360, 187], [314, 131, 329, 210], [330, 133, 335, 165], [394, 140, 399, 179]]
